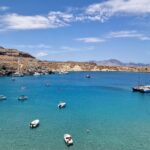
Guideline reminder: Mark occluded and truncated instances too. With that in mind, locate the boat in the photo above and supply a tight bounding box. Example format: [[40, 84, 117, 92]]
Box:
[[11, 77, 16, 81], [34, 72, 41, 76], [12, 72, 24, 77], [45, 83, 50, 87], [18, 95, 28, 101], [85, 74, 91, 78], [58, 102, 66, 109], [58, 71, 69, 74], [0, 95, 7, 100], [30, 119, 40, 128], [12, 58, 24, 77], [64, 134, 73, 146], [132, 85, 150, 93], [132, 72, 150, 93]]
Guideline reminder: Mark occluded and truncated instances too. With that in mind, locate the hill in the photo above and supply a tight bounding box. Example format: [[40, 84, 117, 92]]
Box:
[[91, 59, 150, 66], [0, 46, 150, 76]]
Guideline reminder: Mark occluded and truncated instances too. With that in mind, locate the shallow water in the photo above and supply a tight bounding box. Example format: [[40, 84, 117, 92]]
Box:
[[0, 72, 150, 150]]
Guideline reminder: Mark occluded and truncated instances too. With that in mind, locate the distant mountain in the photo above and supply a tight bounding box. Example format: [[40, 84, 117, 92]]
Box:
[[90, 59, 150, 67]]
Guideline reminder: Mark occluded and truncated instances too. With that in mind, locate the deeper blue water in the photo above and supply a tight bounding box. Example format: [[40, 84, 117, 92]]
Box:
[[0, 72, 150, 150]]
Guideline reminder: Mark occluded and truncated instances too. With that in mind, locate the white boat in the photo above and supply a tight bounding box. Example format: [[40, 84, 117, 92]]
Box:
[[13, 72, 24, 77], [13, 58, 24, 77], [132, 85, 150, 93], [34, 72, 41, 76], [58, 71, 69, 74], [18, 95, 28, 101], [64, 134, 73, 146], [58, 102, 66, 109], [30, 119, 40, 128], [0, 95, 7, 100]]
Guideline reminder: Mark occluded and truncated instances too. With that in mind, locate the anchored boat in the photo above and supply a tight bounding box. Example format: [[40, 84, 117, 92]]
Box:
[[30, 119, 40, 128], [34, 72, 41, 76], [0, 95, 7, 100], [85, 74, 91, 78], [132, 85, 150, 93], [58, 102, 66, 109], [64, 134, 73, 146], [18, 95, 28, 101]]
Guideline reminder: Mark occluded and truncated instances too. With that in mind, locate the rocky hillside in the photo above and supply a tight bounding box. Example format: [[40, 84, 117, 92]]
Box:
[[0, 46, 34, 58], [0, 46, 150, 76]]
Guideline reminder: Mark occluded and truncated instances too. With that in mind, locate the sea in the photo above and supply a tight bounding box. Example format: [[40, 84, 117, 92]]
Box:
[[0, 72, 150, 150]]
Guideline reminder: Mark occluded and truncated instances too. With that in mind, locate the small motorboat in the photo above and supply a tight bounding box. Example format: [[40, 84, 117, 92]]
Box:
[[58, 102, 66, 109], [64, 134, 73, 146], [30, 119, 40, 128], [18, 95, 28, 101], [86, 74, 91, 78], [0, 95, 7, 100]]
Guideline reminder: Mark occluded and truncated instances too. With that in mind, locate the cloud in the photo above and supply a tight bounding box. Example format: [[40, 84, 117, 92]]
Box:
[[61, 46, 95, 51], [85, 0, 150, 22], [107, 30, 150, 40], [77, 37, 105, 43], [0, 6, 9, 11], [14, 44, 52, 49], [1, 1, 150, 31], [36, 51, 49, 58], [0, 11, 74, 30], [76, 31, 150, 43], [0, 14, 50, 30], [41, 46, 95, 54]]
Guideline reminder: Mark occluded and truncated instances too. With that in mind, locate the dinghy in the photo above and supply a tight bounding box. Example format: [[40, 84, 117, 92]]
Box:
[[30, 119, 40, 128], [64, 134, 73, 146]]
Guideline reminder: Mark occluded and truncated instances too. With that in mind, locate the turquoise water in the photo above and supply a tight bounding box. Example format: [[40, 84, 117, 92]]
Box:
[[0, 72, 150, 150]]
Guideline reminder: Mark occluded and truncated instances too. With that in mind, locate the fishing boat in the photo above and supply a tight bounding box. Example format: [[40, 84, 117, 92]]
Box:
[[18, 95, 28, 101], [30, 119, 40, 128], [58, 102, 66, 109], [0, 95, 7, 100], [64, 134, 73, 146]]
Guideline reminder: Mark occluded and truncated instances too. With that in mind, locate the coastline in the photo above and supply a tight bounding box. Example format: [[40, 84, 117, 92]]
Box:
[[0, 64, 150, 77], [0, 47, 150, 77]]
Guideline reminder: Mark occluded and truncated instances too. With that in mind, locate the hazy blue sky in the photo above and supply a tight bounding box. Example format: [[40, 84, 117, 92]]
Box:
[[0, 0, 150, 63]]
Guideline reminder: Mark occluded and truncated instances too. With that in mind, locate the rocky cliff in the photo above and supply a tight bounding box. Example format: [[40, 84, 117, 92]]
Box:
[[0, 46, 150, 76]]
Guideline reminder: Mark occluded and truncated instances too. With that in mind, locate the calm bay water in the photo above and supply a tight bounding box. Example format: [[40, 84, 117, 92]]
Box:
[[0, 72, 150, 150]]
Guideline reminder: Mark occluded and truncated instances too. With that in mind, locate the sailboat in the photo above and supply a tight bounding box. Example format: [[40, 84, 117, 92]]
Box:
[[13, 58, 24, 77], [132, 73, 150, 93]]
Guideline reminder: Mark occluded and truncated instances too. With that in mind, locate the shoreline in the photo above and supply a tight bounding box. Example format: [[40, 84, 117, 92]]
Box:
[[0, 69, 150, 77]]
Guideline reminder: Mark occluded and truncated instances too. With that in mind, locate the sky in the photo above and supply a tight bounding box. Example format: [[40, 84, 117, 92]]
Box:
[[0, 0, 150, 63]]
